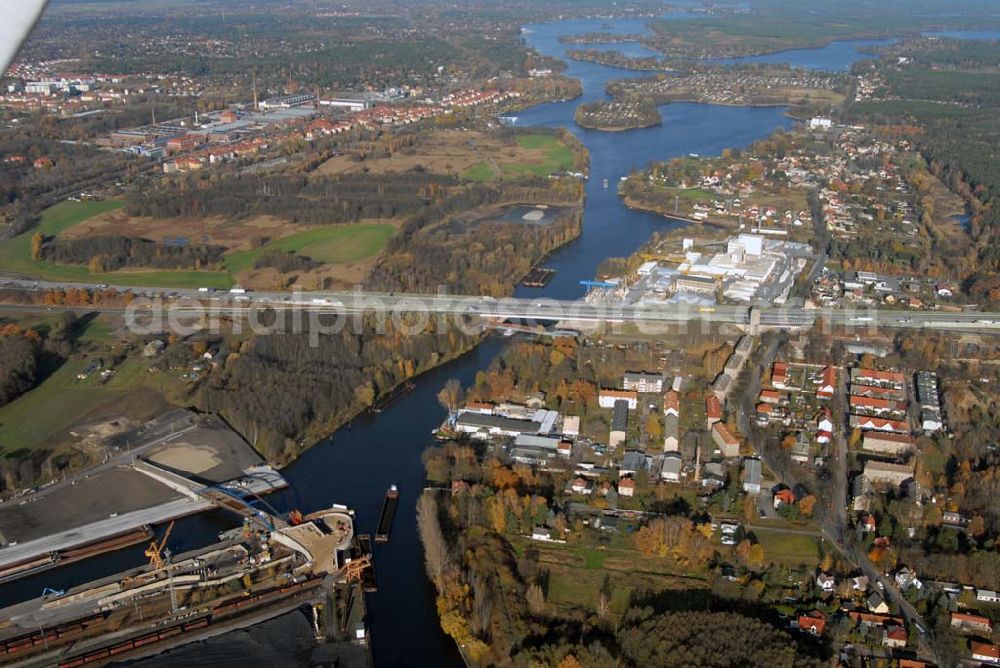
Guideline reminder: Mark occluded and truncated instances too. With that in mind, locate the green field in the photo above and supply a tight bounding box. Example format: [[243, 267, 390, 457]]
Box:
[[76, 316, 114, 344], [0, 201, 231, 289], [0, 202, 393, 289], [0, 200, 123, 277], [501, 135, 575, 177], [223, 223, 395, 274], [753, 530, 820, 569], [546, 569, 635, 615], [462, 162, 497, 182], [0, 357, 132, 453], [524, 538, 711, 618]]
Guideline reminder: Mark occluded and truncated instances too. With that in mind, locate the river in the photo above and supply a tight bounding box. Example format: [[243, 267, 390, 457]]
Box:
[[0, 14, 917, 668]]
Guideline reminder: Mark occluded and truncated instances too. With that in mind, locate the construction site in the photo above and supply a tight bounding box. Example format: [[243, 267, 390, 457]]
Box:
[[0, 413, 375, 667]]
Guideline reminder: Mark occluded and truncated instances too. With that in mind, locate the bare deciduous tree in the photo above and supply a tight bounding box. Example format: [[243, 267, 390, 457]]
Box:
[[417, 492, 449, 584], [526, 583, 546, 615], [437, 378, 463, 412]]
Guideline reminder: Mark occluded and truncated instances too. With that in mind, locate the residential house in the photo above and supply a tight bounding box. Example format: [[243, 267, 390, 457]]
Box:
[[701, 462, 726, 490], [894, 567, 921, 591], [610, 399, 629, 448], [742, 457, 762, 495], [759, 389, 782, 404], [712, 422, 741, 458], [851, 368, 905, 390], [816, 366, 836, 399], [815, 407, 833, 444], [531, 526, 553, 541], [772, 361, 789, 389], [951, 612, 992, 634], [618, 477, 635, 497], [978, 589, 999, 604], [971, 641, 1000, 665], [711, 371, 736, 403], [867, 592, 889, 614], [623, 372, 665, 393], [863, 461, 915, 488], [798, 611, 826, 636], [850, 611, 904, 627], [942, 511, 969, 529], [883, 626, 908, 649], [569, 477, 593, 496], [898, 660, 929, 668], [774, 488, 796, 508], [852, 575, 870, 592], [790, 435, 811, 464], [816, 573, 835, 592], [850, 395, 905, 416], [705, 394, 723, 430], [849, 415, 910, 432], [663, 390, 680, 416], [816, 408, 834, 433], [661, 453, 682, 482], [599, 389, 638, 409], [862, 432, 914, 455], [852, 383, 906, 400], [620, 450, 650, 477], [663, 413, 679, 451], [756, 403, 781, 425]]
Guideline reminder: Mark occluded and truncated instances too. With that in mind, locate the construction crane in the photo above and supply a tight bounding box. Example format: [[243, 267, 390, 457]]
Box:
[[341, 555, 371, 584], [144, 521, 175, 571]]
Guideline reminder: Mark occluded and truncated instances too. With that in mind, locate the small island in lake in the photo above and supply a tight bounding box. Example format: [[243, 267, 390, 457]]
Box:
[[558, 32, 647, 45], [566, 48, 671, 71], [574, 98, 662, 131]]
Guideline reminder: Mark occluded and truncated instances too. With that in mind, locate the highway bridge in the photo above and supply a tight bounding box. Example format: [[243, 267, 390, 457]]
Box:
[[4, 277, 1000, 333]]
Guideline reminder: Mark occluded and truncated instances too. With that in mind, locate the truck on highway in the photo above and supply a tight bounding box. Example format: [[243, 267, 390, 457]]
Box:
[[229, 286, 247, 295]]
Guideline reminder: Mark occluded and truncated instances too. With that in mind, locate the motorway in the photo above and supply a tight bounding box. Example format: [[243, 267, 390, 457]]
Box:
[[5, 277, 1000, 333]]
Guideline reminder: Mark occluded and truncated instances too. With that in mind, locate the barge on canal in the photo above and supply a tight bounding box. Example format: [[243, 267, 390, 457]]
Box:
[[522, 267, 556, 288], [374, 485, 399, 543]]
